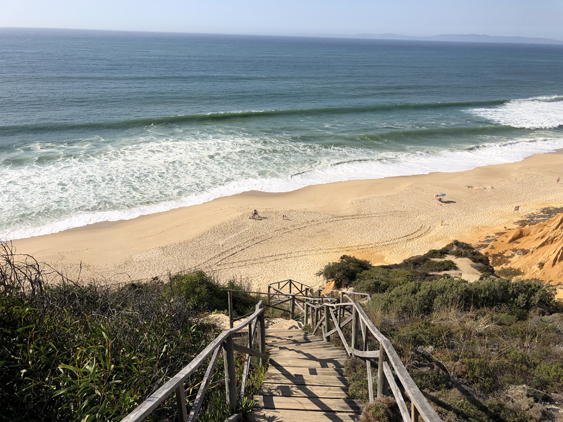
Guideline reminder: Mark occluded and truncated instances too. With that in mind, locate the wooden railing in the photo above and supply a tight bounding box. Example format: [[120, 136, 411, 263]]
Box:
[[304, 294, 442, 422], [122, 302, 267, 422]]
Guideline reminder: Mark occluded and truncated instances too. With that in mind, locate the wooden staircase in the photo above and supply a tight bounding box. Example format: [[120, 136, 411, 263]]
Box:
[[250, 328, 362, 421]]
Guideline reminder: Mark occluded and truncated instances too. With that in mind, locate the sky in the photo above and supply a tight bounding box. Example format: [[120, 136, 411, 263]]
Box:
[[1, 0, 563, 41]]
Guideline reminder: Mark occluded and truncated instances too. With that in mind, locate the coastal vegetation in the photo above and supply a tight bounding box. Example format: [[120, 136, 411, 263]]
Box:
[[0, 242, 262, 422], [318, 243, 563, 421]]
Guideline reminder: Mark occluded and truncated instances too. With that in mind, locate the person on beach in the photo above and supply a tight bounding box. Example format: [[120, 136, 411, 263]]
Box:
[[251, 209, 260, 219], [557, 177, 560, 183]]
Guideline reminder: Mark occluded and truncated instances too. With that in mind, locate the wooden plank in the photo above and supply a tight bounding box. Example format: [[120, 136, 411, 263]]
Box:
[[269, 342, 344, 351], [262, 374, 349, 387], [266, 338, 324, 346], [329, 308, 352, 355], [258, 384, 348, 399], [268, 352, 347, 361], [267, 366, 345, 376], [249, 409, 360, 422], [187, 347, 221, 422], [325, 315, 353, 338], [254, 396, 362, 412], [345, 349, 379, 359], [224, 413, 242, 422], [269, 358, 345, 368], [383, 362, 411, 422], [232, 343, 268, 361]]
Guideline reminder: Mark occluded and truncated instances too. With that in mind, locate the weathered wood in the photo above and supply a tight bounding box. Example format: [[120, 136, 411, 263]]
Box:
[[262, 374, 349, 386], [313, 314, 325, 335], [328, 308, 351, 355], [290, 295, 295, 319], [348, 348, 379, 359], [269, 358, 345, 368], [351, 307, 359, 353], [324, 304, 330, 342], [258, 313, 266, 366], [267, 366, 345, 376], [377, 344, 387, 398], [367, 359, 374, 403], [259, 384, 348, 398], [232, 343, 268, 361], [325, 314, 353, 338], [363, 321, 374, 403], [304, 302, 309, 326], [249, 409, 360, 422], [223, 335, 238, 412], [254, 396, 362, 412], [383, 362, 411, 422], [351, 302, 442, 422], [240, 319, 258, 401], [228, 290, 233, 329], [122, 304, 265, 422], [175, 385, 188, 422], [187, 347, 221, 422], [224, 412, 242, 422], [412, 402, 420, 422]]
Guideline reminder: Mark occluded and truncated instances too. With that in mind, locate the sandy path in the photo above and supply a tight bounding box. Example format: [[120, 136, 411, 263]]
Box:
[[12, 152, 563, 290]]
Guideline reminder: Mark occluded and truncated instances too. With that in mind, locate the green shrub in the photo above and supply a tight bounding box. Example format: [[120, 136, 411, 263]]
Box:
[[317, 255, 371, 287], [411, 370, 452, 391], [360, 397, 400, 422], [370, 277, 559, 318], [421, 259, 457, 272], [496, 267, 524, 279]]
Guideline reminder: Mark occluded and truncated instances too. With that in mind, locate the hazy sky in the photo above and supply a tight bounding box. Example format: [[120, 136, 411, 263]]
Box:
[[2, 0, 563, 40]]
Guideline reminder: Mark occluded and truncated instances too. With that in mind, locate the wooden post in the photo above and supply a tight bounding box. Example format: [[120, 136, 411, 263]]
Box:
[[351, 307, 358, 353], [324, 304, 330, 342], [377, 347, 387, 398], [223, 335, 238, 412], [411, 402, 420, 422], [289, 281, 292, 294], [228, 290, 233, 329], [304, 302, 309, 326], [258, 313, 266, 366], [267, 286, 271, 307], [175, 385, 188, 422], [289, 295, 295, 319]]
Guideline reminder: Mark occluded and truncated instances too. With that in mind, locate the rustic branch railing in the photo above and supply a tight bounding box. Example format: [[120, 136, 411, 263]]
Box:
[[122, 302, 267, 422], [303, 295, 442, 422]]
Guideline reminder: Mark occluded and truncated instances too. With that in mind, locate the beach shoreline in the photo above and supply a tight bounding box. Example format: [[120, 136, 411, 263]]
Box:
[[12, 152, 563, 290]]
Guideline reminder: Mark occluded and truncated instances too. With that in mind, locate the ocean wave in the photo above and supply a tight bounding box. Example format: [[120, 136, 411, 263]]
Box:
[[2, 134, 563, 241], [0, 99, 508, 136], [467, 95, 563, 129]]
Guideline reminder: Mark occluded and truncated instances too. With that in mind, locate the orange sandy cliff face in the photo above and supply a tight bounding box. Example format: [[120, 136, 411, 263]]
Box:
[[484, 213, 563, 285]]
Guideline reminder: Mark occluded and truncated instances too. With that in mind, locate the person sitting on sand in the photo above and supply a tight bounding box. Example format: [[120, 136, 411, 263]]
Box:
[[250, 209, 260, 219]]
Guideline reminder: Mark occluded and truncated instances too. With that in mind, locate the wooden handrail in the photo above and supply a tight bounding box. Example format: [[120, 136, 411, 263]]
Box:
[[300, 290, 441, 421], [122, 302, 266, 422]]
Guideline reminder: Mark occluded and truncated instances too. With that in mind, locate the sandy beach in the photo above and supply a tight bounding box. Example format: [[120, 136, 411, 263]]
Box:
[[12, 152, 563, 290]]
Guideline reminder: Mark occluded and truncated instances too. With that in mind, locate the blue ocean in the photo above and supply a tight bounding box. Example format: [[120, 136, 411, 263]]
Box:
[[1, 28, 563, 239]]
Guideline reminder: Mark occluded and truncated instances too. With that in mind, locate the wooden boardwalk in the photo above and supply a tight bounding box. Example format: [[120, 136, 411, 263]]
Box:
[[249, 328, 362, 422]]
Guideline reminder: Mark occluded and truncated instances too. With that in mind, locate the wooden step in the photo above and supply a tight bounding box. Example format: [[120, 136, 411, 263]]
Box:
[[269, 357, 345, 368], [269, 351, 347, 361], [267, 366, 345, 376], [254, 396, 362, 412], [262, 374, 349, 387], [269, 342, 342, 351], [259, 384, 348, 398], [249, 409, 360, 421]]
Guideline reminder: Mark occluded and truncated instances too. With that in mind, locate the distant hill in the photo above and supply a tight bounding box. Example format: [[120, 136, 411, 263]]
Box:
[[356, 33, 563, 45]]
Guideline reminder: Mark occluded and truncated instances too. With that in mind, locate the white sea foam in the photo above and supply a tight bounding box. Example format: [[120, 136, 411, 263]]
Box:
[[2, 129, 563, 241], [468, 96, 563, 129]]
